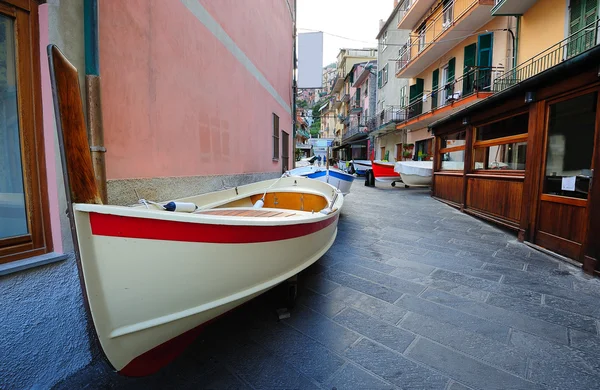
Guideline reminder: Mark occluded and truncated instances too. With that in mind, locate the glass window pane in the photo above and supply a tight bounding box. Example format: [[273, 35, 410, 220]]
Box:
[[477, 113, 528, 141], [0, 16, 28, 239], [543, 92, 597, 199], [441, 130, 466, 148], [474, 142, 527, 170], [441, 150, 464, 170]]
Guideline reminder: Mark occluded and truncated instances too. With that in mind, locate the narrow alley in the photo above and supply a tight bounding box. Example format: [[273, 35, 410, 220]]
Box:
[[56, 183, 600, 390]]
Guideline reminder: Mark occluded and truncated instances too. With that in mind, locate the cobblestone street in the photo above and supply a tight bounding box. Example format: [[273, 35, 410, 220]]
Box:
[[56, 182, 600, 390]]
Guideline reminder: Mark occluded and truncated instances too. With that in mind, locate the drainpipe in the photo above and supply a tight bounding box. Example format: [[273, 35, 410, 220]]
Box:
[[84, 0, 107, 204], [514, 16, 520, 68]]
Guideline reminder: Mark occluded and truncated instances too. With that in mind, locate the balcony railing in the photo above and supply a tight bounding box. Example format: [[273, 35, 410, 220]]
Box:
[[375, 106, 407, 130], [396, 0, 479, 73], [399, 67, 493, 121], [397, 0, 415, 22], [343, 120, 369, 140], [494, 18, 600, 92]]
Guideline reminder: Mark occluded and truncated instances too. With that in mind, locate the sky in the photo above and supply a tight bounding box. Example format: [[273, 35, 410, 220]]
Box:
[[297, 0, 395, 66]]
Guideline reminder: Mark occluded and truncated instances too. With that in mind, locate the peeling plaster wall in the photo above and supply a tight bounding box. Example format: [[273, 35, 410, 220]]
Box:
[[0, 1, 92, 389]]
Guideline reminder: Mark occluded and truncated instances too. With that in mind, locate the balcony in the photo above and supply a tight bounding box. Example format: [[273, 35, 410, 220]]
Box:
[[491, 0, 536, 16], [341, 93, 351, 103], [371, 106, 407, 135], [342, 120, 369, 141], [395, 0, 494, 78], [396, 67, 494, 131], [397, 0, 438, 30], [331, 74, 344, 93], [494, 17, 600, 92], [350, 94, 362, 113]]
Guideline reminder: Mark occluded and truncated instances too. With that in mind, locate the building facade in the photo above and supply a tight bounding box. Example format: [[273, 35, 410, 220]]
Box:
[[329, 48, 377, 160], [393, 0, 514, 161], [430, 0, 600, 274], [372, 1, 411, 161], [0, 1, 295, 388]]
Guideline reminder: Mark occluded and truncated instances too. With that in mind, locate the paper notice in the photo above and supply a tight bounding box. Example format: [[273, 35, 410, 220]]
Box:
[[561, 176, 576, 191]]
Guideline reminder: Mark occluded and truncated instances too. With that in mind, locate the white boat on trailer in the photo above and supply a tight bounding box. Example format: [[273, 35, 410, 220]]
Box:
[[49, 45, 343, 376]]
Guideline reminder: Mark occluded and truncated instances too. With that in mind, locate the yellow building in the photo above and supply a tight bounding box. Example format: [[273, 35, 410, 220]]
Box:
[[394, 0, 515, 160]]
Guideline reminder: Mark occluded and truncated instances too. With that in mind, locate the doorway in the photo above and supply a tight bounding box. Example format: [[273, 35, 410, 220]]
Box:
[[534, 91, 598, 260]]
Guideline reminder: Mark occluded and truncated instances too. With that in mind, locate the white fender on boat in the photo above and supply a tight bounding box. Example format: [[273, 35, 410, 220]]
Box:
[[164, 201, 198, 212], [253, 199, 265, 209]]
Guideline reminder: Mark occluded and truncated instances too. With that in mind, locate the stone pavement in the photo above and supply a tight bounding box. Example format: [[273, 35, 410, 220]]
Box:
[[55, 182, 600, 390]]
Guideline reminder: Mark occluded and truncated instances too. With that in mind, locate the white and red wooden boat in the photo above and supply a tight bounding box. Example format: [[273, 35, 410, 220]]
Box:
[[371, 160, 402, 187], [49, 45, 343, 376], [394, 161, 433, 186]]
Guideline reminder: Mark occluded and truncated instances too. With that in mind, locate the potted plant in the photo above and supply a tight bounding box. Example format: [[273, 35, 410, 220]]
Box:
[[402, 150, 412, 160], [405, 143, 415, 151]]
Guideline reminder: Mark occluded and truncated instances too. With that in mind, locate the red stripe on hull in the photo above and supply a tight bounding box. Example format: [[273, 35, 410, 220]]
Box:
[[89, 212, 338, 243], [371, 162, 400, 179]]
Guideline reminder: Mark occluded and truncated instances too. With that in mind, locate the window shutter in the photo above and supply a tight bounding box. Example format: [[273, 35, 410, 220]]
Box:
[[463, 43, 477, 95], [378, 70, 382, 88], [447, 58, 455, 83], [476, 34, 493, 91]]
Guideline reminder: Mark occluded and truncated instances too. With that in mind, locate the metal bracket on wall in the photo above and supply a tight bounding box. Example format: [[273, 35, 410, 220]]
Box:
[[89, 146, 106, 153]]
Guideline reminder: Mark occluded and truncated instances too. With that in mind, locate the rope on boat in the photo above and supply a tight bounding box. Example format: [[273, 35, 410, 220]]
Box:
[[254, 173, 287, 209]]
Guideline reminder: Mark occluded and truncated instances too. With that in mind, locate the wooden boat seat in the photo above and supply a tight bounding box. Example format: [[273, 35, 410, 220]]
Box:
[[197, 209, 297, 218]]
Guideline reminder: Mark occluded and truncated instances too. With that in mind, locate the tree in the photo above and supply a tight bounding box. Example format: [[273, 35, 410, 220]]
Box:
[[309, 118, 321, 137], [297, 99, 308, 109]]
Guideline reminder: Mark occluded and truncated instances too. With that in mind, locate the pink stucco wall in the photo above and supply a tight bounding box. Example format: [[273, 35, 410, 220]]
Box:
[[99, 0, 293, 180]]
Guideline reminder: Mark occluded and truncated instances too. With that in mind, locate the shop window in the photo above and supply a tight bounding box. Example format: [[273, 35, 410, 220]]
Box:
[[473, 113, 528, 171], [439, 130, 466, 170], [1, 2, 50, 264], [543, 92, 597, 199]]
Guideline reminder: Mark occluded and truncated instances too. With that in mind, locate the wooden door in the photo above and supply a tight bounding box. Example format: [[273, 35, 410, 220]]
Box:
[[534, 91, 599, 260]]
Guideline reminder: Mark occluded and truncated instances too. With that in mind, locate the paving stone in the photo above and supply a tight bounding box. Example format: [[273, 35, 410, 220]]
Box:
[[330, 254, 397, 274], [400, 312, 528, 377], [391, 269, 490, 302], [486, 294, 597, 333], [395, 295, 510, 343], [385, 257, 437, 275], [345, 338, 449, 389], [411, 254, 503, 282], [569, 328, 600, 358], [447, 381, 475, 390], [406, 338, 544, 390], [330, 262, 425, 295], [448, 238, 502, 253], [320, 269, 403, 303], [509, 330, 600, 376], [483, 263, 574, 290], [328, 286, 408, 325], [325, 363, 397, 390], [431, 269, 542, 304], [420, 289, 568, 344], [245, 321, 345, 384], [333, 308, 415, 354], [528, 359, 600, 390], [304, 273, 340, 295], [502, 275, 583, 303], [283, 305, 360, 353], [218, 338, 320, 390], [297, 288, 346, 318], [334, 244, 389, 262]]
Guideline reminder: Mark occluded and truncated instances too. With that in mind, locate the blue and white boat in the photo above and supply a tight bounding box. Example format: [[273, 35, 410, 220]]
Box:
[[286, 165, 355, 196], [349, 159, 372, 175]]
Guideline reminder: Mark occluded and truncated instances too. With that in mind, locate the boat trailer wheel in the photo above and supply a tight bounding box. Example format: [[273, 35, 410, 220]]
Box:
[[391, 182, 396, 187]]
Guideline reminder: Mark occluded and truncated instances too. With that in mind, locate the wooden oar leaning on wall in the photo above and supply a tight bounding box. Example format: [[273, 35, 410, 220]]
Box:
[[48, 44, 103, 207]]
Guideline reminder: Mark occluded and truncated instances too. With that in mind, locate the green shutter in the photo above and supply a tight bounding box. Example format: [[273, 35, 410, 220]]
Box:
[[416, 78, 424, 96], [463, 43, 477, 95], [409, 84, 418, 103], [377, 71, 382, 88], [583, 0, 598, 49], [477, 33, 493, 91], [409, 79, 424, 116], [356, 88, 361, 104], [432, 69, 439, 108], [349, 71, 354, 84], [447, 58, 455, 83]]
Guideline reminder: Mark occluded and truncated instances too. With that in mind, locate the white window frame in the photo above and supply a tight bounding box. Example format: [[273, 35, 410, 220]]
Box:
[[382, 31, 388, 51]]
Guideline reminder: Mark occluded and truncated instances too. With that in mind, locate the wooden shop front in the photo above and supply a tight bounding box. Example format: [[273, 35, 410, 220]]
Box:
[[429, 47, 600, 275]]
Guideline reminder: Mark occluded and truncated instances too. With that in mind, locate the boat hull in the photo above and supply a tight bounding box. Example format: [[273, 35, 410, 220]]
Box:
[[394, 161, 433, 187], [287, 166, 355, 195], [371, 160, 402, 183], [351, 160, 372, 175], [72, 177, 342, 375]]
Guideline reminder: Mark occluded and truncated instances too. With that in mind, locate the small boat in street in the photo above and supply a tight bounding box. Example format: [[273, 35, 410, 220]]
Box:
[[49, 45, 342, 377], [394, 161, 433, 186], [286, 165, 355, 195], [349, 159, 372, 175], [371, 160, 402, 187]]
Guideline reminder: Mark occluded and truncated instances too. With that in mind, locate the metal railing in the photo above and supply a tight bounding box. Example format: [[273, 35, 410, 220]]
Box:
[[396, 0, 479, 73], [343, 119, 369, 140], [397, 0, 415, 24], [399, 67, 493, 122], [374, 106, 406, 130], [494, 18, 600, 92]]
